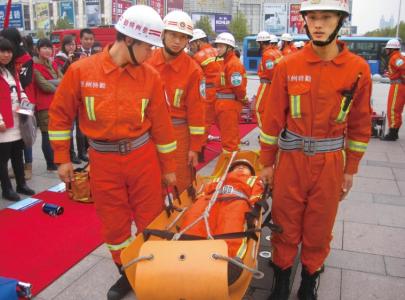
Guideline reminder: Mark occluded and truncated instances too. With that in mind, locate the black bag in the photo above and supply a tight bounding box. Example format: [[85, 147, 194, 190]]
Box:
[[19, 114, 37, 147]]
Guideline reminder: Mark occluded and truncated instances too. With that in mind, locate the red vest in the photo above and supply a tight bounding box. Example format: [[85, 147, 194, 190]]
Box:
[[34, 61, 58, 111], [0, 71, 22, 128]]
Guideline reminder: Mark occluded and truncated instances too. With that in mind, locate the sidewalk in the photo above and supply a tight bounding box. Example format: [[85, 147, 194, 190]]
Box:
[[1, 79, 405, 300]]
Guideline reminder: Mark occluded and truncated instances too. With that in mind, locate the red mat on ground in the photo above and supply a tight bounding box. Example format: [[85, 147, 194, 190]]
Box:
[[0, 123, 257, 296]]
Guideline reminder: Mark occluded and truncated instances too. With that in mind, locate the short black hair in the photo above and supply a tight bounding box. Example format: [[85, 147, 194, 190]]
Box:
[[0, 27, 24, 57], [37, 38, 52, 49], [0, 37, 16, 74], [80, 28, 94, 39], [61, 35, 75, 54]]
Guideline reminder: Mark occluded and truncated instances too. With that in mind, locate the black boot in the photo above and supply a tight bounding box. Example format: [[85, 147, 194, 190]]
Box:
[[382, 128, 399, 141], [107, 264, 132, 300], [16, 184, 35, 196], [297, 266, 321, 300], [2, 189, 20, 201], [268, 263, 291, 300]]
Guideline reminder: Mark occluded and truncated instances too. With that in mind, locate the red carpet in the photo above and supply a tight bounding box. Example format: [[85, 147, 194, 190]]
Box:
[[0, 123, 257, 296]]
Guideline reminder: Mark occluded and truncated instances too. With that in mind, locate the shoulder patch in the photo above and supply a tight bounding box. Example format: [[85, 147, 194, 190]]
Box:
[[199, 79, 206, 98], [265, 60, 274, 70], [231, 72, 242, 86], [395, 59, 404, 67]]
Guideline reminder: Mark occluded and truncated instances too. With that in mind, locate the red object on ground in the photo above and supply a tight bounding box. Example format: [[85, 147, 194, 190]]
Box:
[[0, 191, 102, 296]]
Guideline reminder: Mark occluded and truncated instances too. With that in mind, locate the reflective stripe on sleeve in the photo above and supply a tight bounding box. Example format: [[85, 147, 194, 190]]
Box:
[[106, 237, 133, 251], [156, 141, 177, 154], [48, 130, 71, 141], [347, 140, 368, 153], [259, 130, 278, 145], [201, 57, 216, 67], [189, 126, 205, 135]]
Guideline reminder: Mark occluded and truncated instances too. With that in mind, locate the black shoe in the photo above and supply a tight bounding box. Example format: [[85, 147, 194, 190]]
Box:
[[16, 184, 35, 196], [107, 274, 132, 300], [268, 262, 291, 300], [297, 266, 322, 300], [70, 153, 81, 164], [78, 153, 88, 162], [47, 164, 58, 171], [382, 128, 399, 141], [2, 189, 21, 201]]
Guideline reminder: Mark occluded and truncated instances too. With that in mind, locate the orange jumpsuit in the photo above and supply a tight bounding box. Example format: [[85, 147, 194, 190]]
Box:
[[192, 44, 225, 142], [256, 46, 283, 128], [386, 51, 405, 129], [216, 51, 247, 152], [48, 48, 177, 265], [148, 49, 206, 193], [260, 41, 372, 274], [180, 173, 263, 257], [281, 43, 298, 56]]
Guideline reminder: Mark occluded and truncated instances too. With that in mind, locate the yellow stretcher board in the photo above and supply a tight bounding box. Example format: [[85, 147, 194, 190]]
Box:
[[121, 150, 263, 300]]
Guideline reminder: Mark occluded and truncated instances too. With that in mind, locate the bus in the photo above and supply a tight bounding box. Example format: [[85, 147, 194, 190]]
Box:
[[242, 35, 395, 75]]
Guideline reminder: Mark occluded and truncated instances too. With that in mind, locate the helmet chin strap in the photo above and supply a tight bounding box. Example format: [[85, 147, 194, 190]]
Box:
[[218, 45, 231, 58], [304, 15, 345, 47], [163, 38, 185, 57], [127, 40, 138, 65]]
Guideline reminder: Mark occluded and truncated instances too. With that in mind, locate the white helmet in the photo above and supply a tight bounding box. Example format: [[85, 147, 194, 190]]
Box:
[[294, 41, 305, 48], [215, 32, 236, 48], [190, 28, 207, 42], [115, 5, 164, 48], [269, 34, 278, 43], [163, 10, 193, 38], [300, 0, 350, 15], [281, 33, 293, 42], [256, 31, 271, 42], [385, 39, 401, 49]]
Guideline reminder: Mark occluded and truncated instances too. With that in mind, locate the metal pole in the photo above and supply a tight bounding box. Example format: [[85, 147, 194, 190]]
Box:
[[396, 0, 402, 38]]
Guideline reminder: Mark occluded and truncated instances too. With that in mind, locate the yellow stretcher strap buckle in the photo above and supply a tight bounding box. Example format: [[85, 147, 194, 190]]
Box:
[[133, 240, 229, 300]]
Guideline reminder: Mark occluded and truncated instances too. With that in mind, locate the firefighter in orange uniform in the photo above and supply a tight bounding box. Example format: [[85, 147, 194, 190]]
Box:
[[280, 33, 298, 56], [255, 31, 283, 128], [260, 1, 372, 299], [382, 38, 405, 141], [180, 159, 263, 283], [48, 6, 177, 300], [147, 10, 206, 194], [189, 28, 224, 161], [215, 32, 247, 153]]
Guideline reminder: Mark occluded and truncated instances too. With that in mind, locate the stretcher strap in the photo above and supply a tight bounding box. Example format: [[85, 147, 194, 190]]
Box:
[[143, 228, 260, 242]]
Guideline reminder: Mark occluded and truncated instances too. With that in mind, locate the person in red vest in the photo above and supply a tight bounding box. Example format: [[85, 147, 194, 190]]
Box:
[[382, 38, 405, 141], [189, 28, 224, 162], [215, 32, 247, 153], [33, 38, 63, 172]]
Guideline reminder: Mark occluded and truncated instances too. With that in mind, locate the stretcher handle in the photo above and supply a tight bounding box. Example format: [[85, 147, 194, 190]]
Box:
[[121, 254, 154, 272], [212, 253, 265, 279]]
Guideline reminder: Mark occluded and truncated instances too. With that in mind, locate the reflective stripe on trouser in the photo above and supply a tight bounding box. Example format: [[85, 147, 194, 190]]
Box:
[[180, 196, 251, 258], [255, 82, 271, 128], [203, 101, 216, 143], [215, 100, 242, 152], [89, 140, 164, 264], [387, 83, 405, 128], [271, 150, 344, 274], [173, 124, 192, 194]]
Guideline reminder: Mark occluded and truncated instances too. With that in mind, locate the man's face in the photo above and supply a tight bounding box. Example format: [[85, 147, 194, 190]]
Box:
[[216, 44, 228, 57], [230, 164, 252, 176], [164, 30, 189, 54], [304, 11, 340, 43], [189, 40, 199, 54], [81, 33, 95, 50], [132, 40, 153, 64]]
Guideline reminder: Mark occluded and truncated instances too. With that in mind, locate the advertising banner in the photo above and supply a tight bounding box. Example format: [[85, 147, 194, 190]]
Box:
[[34, 2, 50, 30], [191, 13, 215, 33], [150, 0, 164, 18], [214, 14, 231, 33], [112, 0, 132, 24], [167, 0, 184, 12], [85, 0, 101, 27], [263, 3, 287, 35], [59, 1, 75, 27], [136, 0, 149, 5], [289, 4, 305, 34], [0, 4, 23, 29]]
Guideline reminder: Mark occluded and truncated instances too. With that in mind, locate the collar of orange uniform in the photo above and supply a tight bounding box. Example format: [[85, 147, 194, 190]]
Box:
[[153, 48, 186, 73], [304, 40, 349, 65], [101, 45, 139, 79], [224, 50, 235, 63]]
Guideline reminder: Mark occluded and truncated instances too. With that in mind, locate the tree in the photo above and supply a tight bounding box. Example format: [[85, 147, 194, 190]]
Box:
[[195, 15, 215, 38], [228, 12, 248, 43], [365, 21, 405, 42], [54, 17, 74, 30]]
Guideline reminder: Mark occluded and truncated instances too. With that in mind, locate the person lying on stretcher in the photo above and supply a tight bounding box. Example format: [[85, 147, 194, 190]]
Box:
[[180, 159, 264, 284]]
